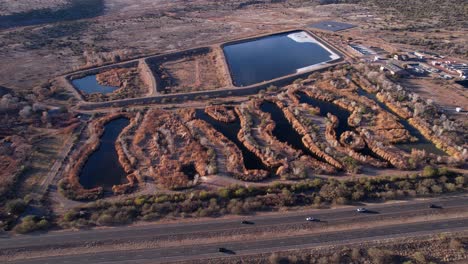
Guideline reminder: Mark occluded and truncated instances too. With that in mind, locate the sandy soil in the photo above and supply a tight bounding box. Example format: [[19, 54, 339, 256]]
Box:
[[157, 49, 228, 94], [399, 78, 468, 112]]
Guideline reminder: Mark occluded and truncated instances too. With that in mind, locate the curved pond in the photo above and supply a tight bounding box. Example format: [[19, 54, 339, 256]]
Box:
[[195, 109, 267, 171], [297, 93, 351, 138], [72, 75, 119, 94], [259, 101, 328, 163], [79, 117, 129, 190]]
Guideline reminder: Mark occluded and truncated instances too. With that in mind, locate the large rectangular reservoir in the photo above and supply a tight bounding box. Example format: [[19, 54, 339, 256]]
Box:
[[223, 30, 340, 87]]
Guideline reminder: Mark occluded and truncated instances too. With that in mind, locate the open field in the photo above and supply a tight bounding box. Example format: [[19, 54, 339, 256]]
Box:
[[147, 47, 229, 94]]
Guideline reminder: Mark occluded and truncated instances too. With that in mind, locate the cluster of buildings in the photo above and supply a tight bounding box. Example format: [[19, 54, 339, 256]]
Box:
[[346, 41, 467, 81], [431, 60, 468, 79], [379, 63, 407, 77], [348, 44, 377, 56]]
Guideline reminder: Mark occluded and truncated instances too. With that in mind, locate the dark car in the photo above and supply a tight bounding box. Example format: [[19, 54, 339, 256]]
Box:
[[429, 204, 442, 209], [241, 220, 254, 225], [219, 247, 228, 253], [218, 247, 235, 254]]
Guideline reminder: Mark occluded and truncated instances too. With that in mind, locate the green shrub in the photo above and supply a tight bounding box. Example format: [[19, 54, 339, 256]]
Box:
[[412, 252, 426, 263], [63, 211, 77, 222], [134, 197, 146, 206], [6, 199, 27, 215], [14, 215, 49, 234], [422, 166, 438, 177]]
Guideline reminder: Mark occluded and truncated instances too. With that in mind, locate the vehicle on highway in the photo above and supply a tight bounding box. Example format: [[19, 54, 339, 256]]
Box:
[[218, 247, 235, 254], [429, 204, 442, 209], [306, 217, 318, 222], [241, 220, 254, 225], [218, 247, 228, 253], [356, 208, 368, 213]]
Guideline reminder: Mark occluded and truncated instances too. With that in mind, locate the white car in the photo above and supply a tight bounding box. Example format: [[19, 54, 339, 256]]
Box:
[[356, 208, 367, 213], [305, 217, 317, 222]]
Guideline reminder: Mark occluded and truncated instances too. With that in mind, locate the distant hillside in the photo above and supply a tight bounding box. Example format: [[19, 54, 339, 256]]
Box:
[[0, 0, 104, 29], [322, 0, 467, 28]]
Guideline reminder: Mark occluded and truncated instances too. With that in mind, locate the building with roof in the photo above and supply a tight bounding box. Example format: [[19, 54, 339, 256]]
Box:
[[380, 63, 407, 76]]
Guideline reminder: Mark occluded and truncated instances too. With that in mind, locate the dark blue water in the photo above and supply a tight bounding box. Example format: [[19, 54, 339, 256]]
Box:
[[259, 101, 327, 163], [72, 75, 119, 94], [79, 118, 129, 190], [297, 93, 387, 163], [223, 31, 335, 86], [456, 80, 468, 88], [297, 93, 351, 138], [195, 109, 267, 171], [356, 88, 446, 156]]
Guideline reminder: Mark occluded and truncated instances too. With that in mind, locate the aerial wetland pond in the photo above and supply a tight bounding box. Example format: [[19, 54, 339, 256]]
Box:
[[67, 30, 457, 194], [79, 117, 129, 190], [72, 75, 119, 94], [223, 30, 339, 86]]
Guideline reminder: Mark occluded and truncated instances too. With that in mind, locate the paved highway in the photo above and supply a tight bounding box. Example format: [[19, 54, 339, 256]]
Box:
[[8, 218, 468, 264], [2, 194, 468, 263]]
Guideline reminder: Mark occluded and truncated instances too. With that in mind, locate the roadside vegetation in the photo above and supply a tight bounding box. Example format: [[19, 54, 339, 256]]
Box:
[[261, 233, 467, 264], [59, 167, 466, 229]]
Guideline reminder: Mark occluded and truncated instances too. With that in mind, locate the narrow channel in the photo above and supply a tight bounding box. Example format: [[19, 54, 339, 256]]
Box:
[[297, 92, 351, 138], [297, 92, 388, 163], [195, 109, 268, 171], [356, 88, 447, 156], [79, 117, 130, 190], [259, 101, 329, 163]]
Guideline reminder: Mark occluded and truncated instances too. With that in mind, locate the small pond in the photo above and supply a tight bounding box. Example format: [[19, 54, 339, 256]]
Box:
[[72, 75, 119, 94], [195, 109, 268, 171], [223, 31, 339, 86], [79, 117, 130, 190]]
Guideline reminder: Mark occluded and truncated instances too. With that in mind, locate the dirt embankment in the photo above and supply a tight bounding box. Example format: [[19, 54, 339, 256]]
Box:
[[324, 114, 389, 170], [375, 89, 465, 160], [132, 109, 211, 189], [359, 130, 411, 170], [312, 78, 413, 144], [185, 118, 268, 182], [409, 117, 461, 159], [295, 85, 390, 169], [273, 98, 341, 171], [376, 92, 413, 119], [204, 105, 236, 123], [235, 99, 332, 179], [146, 47, 229, 95]]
